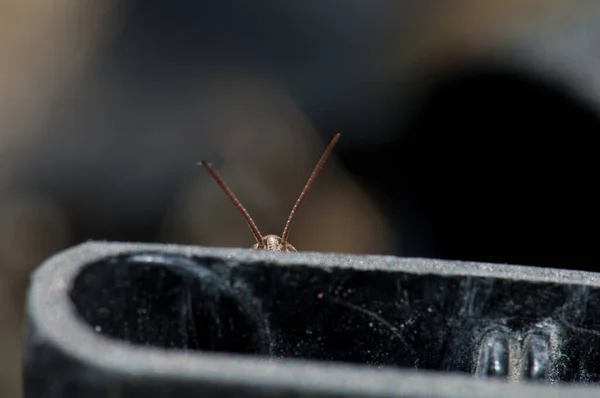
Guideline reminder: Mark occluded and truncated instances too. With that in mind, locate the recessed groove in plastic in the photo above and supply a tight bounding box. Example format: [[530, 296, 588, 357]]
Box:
[[24, 241, 600, 397]]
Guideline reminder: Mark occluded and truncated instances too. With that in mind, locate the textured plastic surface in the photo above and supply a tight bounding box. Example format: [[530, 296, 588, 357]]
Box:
[[25, 242, 600, 397]]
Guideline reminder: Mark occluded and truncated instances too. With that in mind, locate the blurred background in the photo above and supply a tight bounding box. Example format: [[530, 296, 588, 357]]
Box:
[[2, 1, 600, 396]]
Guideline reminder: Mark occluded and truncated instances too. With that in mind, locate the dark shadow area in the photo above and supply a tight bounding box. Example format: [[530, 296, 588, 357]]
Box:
[[68, 252, 600, 382], [69, 253, 271, 355], [342, 68, 600, 271]]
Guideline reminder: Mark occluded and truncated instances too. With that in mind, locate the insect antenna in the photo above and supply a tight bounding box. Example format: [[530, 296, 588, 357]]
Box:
[[199, 161, 264, 244], [281, 133, 340, 246]]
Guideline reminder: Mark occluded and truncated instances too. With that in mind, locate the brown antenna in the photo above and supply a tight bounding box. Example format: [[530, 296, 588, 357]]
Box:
[[281, 133, 340, 246], [199, 161, 264, 244]]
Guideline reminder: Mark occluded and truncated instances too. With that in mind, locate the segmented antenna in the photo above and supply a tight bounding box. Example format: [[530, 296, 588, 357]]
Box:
[[281, 133, 341, 245], [199, 161, 264, 244]]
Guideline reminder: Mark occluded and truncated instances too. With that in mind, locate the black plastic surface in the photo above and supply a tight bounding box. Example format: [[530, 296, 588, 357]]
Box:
[[25, 242, 600, 397]]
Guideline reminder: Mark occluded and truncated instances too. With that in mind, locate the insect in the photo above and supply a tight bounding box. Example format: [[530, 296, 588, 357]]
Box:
[[200, 133, 341, 252]]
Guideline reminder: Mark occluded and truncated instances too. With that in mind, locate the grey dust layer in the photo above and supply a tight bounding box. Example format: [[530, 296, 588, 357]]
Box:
[[25, 241, 600, 398]]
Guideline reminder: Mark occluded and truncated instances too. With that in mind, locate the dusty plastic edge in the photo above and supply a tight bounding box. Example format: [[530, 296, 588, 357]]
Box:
[[25, 241, 600, 398], [36, 239, 600, 284]]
